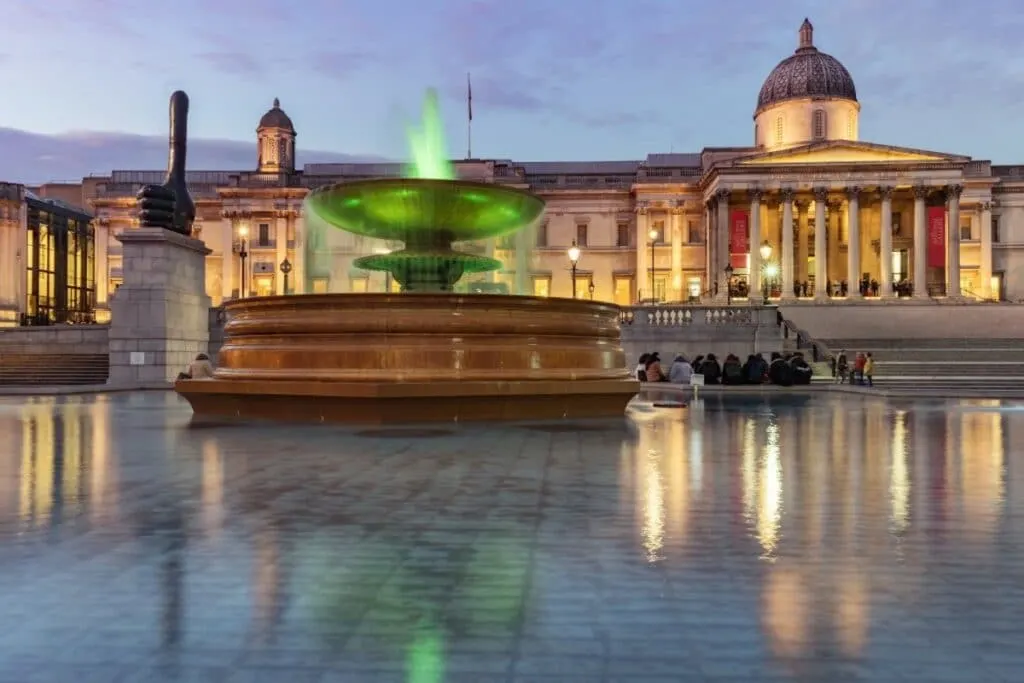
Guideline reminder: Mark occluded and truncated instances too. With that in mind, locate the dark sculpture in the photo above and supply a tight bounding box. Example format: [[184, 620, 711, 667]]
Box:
[[137, 91, 196, 236]]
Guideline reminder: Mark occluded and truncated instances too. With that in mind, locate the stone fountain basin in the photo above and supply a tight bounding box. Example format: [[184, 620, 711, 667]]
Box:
[[175, 293, 639, 424]]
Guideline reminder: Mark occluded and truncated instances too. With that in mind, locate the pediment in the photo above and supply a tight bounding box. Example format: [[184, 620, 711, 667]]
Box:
[[735, 141, 968, 166]]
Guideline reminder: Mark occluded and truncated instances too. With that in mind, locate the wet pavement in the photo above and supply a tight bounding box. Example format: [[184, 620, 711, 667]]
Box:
[[0, 391, 1021, 682]]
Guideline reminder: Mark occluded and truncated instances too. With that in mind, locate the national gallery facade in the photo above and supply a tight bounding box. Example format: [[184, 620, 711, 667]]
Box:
[[2, 19, 1021, 324]]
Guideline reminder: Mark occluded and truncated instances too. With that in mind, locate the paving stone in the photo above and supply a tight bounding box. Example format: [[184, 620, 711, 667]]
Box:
[[0, 391, 1020, 682]]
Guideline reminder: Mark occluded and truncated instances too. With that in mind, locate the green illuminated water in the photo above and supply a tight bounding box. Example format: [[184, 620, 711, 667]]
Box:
[[405, 89, 454, 181]]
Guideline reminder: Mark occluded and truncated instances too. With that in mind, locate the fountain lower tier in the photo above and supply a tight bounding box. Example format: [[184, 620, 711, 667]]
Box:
[[175, 293, 640, 424]]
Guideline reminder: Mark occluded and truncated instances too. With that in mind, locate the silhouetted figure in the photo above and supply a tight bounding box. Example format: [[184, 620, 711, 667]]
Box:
[[137, 91, 195, 236]]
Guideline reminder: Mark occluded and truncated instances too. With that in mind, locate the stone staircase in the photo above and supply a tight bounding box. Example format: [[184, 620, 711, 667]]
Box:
[[0, 353, 109, 386], [818, 338, 1024, 393]]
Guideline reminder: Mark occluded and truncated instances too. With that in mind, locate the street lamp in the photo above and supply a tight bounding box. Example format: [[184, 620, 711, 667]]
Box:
[[764, 263, 779, 301], [238, 225, 249, 298], [568, 240, 581, 298], [759, 240, 773, 300], [648, 227, 659, 302], [279, 258, 292, 294], [588, 281, 595, 300], [724, 263, 734, 305]]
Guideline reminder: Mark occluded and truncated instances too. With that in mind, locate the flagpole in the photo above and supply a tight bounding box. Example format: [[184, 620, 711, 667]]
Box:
[[467, 72, 473, 160]]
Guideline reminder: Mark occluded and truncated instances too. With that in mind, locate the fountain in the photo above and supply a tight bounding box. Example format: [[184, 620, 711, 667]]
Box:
[[176, 89, 638, 424]]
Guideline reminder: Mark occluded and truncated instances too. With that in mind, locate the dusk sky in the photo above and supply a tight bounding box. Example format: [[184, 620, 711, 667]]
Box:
[[2, 0, 1023, 183]]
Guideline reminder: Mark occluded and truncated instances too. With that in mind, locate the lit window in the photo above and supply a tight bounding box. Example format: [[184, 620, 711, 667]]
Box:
[[812, 110, 827, 140]]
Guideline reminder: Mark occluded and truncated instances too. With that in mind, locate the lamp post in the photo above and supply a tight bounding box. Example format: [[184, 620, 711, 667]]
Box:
[[568, 240, 581, 298], [759, 240, 773, 300], [648, 227, 659, 302], [238, 225, 249, 298], [279, 258, 292, 294], [724, 263, 734, 305], [588, 281, 595, 300]]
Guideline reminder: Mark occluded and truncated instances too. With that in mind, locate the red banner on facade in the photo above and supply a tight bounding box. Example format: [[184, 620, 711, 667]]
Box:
[[927, 206, 946, 268], [729, 210, 749, 270]]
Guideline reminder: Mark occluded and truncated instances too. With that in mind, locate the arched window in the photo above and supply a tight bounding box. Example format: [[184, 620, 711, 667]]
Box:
[[774, 116, 784, 145], [846, 112, 856, 139], [812, 110, 827, 140], [754, 123, 760, 146]]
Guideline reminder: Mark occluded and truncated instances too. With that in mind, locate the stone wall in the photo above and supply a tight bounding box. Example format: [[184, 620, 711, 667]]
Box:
[[0, 325, 109, 353], [780, 302, 1024, 340], [620, 305, 784, 364]]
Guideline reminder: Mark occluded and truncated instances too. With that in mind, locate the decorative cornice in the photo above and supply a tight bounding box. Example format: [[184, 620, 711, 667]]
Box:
[[979, 201, 992, 212], [715, 188, 731, 201]]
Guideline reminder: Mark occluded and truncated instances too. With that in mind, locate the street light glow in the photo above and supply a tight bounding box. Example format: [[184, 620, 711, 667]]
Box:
[[648, 228, 659, 241], [765, 264, 779, 278], [760, 240, 772, 260], [568, 243, 581, 264]]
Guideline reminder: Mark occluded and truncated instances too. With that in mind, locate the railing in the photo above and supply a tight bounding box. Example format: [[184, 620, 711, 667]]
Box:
[[776, 310, 828, 362], [619, 305, 772, 327]]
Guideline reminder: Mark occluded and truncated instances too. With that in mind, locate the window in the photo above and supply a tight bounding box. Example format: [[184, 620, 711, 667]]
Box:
[[960, 218, 972, 241], [575, 223, 588, 247], [754, 123, 760, 146], [349, 277, 368, 293], [774, 116, 784, 144], [651, 221, 665, 243], [536, 222, 548, 247], [687, 219, 703, 244], [613, 276, 633, 305], [616, 221, 630, 247], [532, 275, 551, 297], [574, 275, 593, 298], [258, 223, 270, 246], [312, 277, 329, 294], [892, 212, 902, 236], [23, 203, 95, 324], [812, 110, 826, 140], [993, 215, 1001, 243]]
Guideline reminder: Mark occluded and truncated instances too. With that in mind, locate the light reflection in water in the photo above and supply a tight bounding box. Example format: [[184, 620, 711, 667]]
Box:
[[757, 421, 783, 557], [741, 417, 756, 524], [201, 438, 225, 539], [641, 445, 666, 563], [890, 410, 910, 534]]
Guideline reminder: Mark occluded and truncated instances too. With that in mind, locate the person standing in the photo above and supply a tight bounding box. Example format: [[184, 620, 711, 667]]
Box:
[[864, 352, 875, 387]]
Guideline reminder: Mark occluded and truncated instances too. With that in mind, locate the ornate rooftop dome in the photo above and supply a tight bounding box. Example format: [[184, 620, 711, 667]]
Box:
[[756, 19, 857, 113], [258, 98, 296, 133]]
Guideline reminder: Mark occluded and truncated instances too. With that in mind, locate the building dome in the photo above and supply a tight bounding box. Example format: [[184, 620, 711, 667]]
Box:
[[258, 98, 296, 133], [756, 19, 856, 114]]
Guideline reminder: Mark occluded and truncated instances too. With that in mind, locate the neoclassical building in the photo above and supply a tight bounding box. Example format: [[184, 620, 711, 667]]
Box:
[[3, 19, 1023, 325]]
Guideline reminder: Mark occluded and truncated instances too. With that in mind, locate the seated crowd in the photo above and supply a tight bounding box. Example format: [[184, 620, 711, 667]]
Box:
[[635, 351, 813, 387]]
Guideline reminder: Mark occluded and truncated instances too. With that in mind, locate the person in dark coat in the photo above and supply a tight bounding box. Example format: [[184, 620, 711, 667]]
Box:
[[768, 352, 794, 386], [721, 354, 744, 385], [789, 352, 813, 385], [701, 353, 722, 385]]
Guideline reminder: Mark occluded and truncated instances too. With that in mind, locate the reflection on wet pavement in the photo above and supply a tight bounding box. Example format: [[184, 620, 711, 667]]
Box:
[[0, 391, 1021, 682]]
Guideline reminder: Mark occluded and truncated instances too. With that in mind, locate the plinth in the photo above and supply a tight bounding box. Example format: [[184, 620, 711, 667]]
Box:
[[176, 293, 639, 424]]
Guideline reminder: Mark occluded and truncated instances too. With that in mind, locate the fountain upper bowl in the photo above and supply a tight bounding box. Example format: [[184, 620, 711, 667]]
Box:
[[306, 177, 546, 242]]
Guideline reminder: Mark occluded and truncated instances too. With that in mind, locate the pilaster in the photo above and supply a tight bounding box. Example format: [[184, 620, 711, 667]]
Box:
[[715, 190, 730, 301], [879, 187, 894, 298], [749, 189, 763, 301], [912, 185, 928, 299], [945, 184, 963, 298], [979, 201, 993, 299], [670, 203, 683, 299], [813, 187, 828, 299], [780, 189, 795, 301], [846, 187, 862, 298]]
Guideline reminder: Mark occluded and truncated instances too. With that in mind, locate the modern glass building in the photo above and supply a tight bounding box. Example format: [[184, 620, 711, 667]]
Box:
[[23, 192, 95, 325]]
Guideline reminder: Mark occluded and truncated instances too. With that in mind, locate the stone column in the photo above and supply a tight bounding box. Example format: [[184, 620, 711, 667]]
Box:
[[879, 187, 894, 298], [828, 199, 842, 285], [946, 184, 963, 298], [670, 205, 683, 299], [221, 216, 235, 301], [716, 189, 730, 301], [749, 189, 763, 300], [781, 189, 795, 301], [813, 187, 828, 299], [293, 214, 306, 294], [274, 214, 287, 294], [979, 201, 993, 299], [704, 201, 714, 297], [913, 185, 928, 298], [846, 186, 861, 298], [108, 228, 212, 388], [636, 206, 649, 302], [796, 200, 809, 289]]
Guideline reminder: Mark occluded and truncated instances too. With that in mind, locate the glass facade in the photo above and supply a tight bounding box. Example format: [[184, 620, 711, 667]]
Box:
[[24, 196, 95, 325]]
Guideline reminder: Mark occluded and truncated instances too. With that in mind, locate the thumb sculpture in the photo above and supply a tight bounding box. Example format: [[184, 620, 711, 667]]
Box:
[[137, 91, 196, 236]]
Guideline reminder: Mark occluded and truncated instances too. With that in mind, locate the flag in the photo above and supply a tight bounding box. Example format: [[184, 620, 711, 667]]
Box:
[[467, 73, 473, 122]]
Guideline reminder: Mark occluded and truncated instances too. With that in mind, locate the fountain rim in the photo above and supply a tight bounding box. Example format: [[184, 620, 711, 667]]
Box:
[[306, 176, 545, 202], [221, 292, 623, 316]]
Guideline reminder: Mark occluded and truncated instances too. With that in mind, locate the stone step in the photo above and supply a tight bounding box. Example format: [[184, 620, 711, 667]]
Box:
[[0, 353, 110, 386], [875, 363, 1024, 377]]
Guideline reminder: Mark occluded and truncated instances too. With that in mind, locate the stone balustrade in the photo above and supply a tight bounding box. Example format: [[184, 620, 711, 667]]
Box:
[[619, 304, 783, 364]]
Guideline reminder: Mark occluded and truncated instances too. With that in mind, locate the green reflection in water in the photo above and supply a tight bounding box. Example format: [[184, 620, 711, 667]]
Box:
[[407, 620, 444, 683]]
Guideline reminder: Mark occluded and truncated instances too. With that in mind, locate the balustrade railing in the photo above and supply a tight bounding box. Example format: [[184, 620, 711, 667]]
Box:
[[619, 305, 768, 327]]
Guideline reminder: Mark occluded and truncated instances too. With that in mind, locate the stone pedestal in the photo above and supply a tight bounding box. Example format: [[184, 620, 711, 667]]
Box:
[[108, 228, 211, 388]]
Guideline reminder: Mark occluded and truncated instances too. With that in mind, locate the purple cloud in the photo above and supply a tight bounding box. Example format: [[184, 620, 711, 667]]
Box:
[[196, 52, 264, 76], [0, 128, 387, 185]]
